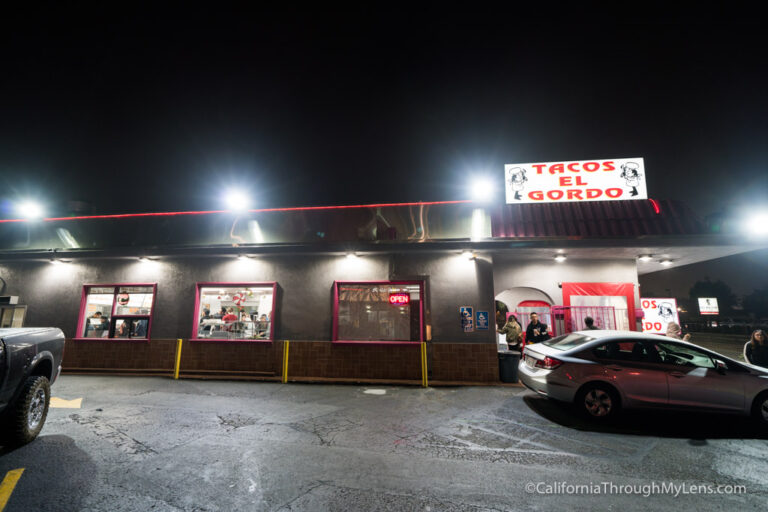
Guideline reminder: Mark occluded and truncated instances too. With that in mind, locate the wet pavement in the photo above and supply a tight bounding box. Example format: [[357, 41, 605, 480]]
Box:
[[2, 376, 768, 511]]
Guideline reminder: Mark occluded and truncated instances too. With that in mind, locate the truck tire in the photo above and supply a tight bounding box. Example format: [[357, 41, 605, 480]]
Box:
[[4, 376, 51, 446]]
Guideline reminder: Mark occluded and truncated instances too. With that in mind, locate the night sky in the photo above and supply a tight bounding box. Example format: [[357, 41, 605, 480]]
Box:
[[2, 6, 766, 218]]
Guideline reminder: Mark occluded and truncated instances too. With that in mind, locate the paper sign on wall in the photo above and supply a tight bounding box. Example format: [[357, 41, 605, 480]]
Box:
[[460, 306, 474, 332], [476, 311, 489, 331], [640, 298, 679, 335], [505, 157, 647, 204]]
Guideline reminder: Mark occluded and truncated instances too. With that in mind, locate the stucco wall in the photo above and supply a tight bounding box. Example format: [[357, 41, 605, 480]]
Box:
[[0, 251, 495, 343], [492, 257, 641, 307]]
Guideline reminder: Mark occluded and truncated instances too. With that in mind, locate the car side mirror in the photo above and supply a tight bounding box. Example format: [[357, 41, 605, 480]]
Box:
[[715, 359, 727, 374]]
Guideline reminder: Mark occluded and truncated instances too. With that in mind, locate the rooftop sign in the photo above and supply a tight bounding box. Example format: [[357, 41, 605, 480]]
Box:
[[504, 158, 647, 204]]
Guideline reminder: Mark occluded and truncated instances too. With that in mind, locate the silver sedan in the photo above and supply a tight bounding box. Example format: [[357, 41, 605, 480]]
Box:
[[518, 330, 768, 424]]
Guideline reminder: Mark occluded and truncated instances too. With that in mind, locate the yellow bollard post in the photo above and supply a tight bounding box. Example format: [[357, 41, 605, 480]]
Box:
[[282, 340, 290, 383], [421, 342, 428, 388], [174, 338, 183, 380]]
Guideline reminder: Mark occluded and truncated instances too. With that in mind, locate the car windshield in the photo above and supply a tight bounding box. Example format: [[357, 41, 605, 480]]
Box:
[[542, 333, 595, 350]]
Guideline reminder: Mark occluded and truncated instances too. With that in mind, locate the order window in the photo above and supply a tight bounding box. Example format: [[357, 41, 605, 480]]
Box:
[[334, 281, 423, 342], [79, 285, 155, 339], [194, 283, 276, 341]]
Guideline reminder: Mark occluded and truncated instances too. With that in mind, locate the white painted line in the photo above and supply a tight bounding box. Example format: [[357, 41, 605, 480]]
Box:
[[363, 389, 386, 395]]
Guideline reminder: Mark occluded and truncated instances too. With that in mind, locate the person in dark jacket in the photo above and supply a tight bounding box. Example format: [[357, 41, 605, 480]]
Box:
[[525, 313, 550, 343], [584, 316, 599, 330], [744, 329, 768, 368]]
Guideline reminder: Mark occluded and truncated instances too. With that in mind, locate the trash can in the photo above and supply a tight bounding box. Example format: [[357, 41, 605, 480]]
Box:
[[499, 350, 521, 383]]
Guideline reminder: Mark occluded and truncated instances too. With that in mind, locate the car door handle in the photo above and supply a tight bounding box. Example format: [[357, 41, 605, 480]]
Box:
[[607, 366, 623, 371], [669, 371, 685, 378]]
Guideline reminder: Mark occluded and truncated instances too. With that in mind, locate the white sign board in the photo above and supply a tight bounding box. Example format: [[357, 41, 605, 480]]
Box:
[[698, 297, 719, 315], [505, 157, 647, 204], [640, 298, 679, 335]]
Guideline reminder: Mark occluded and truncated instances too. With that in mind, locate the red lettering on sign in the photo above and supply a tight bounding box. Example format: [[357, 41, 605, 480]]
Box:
[[389, 293, 410, 305], [547, 190, 564, 200], [606, 188, 622, 198], [559, 176, 572, 186], [532, 164, 547, 175], [550, 163, 564, 174], [603, 161, 615, 171], [567, 163, 579, 172], [575, 176, 587, 186], [567, 189, 583, 200], [528, 190, 544, 200], [586, 189, 602, 198], [583, 161, 600, 172]]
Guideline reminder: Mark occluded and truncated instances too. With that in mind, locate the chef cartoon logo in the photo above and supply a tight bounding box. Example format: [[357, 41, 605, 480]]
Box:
[[620, 162, 643, 197], [657, 302, 675, 322], [506, 167, 528, 200]]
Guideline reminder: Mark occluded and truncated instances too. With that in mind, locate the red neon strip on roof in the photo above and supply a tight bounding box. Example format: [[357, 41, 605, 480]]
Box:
[[0, 200, 473, 223], [648, 198, 661, 214]]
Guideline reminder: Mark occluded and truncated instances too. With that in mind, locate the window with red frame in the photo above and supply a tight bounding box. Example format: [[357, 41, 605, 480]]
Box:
[[335, 282, 423, 342], [79, 285, 155, 339], [193, 283, 276, 341]]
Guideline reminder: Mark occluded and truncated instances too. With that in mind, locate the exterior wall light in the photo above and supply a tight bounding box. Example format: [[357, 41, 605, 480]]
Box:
[[50, 259, 62, 265], [17, 200, 45, 220], [638, 255, 653, 262], [237, 254, 251, 260], [554, 255, 567, 263], [462, 250, 475, 260], [346, 253, 358, 259], [660, 260, 673, 266]]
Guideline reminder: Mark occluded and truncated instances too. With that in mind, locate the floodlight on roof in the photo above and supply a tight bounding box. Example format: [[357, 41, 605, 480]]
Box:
[[16, 200, 44, 220]]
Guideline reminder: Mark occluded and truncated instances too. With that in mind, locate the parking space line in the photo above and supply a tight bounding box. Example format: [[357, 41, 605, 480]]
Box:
[[0, 468, 24, 511], [50, 397, 83, 408]]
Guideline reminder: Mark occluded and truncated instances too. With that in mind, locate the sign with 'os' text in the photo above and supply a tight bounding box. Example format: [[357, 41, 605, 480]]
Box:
[[640, 298, 679, 335], [505, 158, 647, 204]]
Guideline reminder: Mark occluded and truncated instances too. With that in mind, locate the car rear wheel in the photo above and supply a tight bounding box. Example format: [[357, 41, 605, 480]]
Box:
[[751, 391, 768, 427], [576, 383, 620, 420], [3, 376, 51, 446]]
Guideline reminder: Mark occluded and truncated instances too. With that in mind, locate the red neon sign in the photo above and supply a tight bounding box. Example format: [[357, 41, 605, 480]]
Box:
[[389, 293, 410, 306]]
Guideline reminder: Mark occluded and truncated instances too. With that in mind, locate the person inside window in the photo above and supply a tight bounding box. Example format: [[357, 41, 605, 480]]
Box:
[[85, 311, 106, 337], [199, 308, 211, 324], [525, 312, 550, 344], [133, 319, 148, 338], [115, 320, 130, 337], [256, 314, 269, 338], [744, 329, 768, 368], [222, 307, 238, 324], [584, 316, 599, 330]]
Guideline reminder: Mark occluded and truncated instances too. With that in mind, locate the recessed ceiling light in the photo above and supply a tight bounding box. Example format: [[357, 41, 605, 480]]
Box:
[[638, 255, 652, 262], [660, 260, 673, 266], [554, 255, 567, 263]]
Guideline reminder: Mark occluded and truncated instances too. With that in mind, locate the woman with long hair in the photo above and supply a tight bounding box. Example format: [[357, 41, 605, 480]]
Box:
[[744, 329, 768, 368]]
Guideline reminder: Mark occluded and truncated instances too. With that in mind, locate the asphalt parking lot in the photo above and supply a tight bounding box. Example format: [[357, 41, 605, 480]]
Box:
[[2, 376, 768, 511]]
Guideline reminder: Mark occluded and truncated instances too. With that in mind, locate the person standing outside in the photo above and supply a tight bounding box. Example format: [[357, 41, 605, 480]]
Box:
[[498, 314, 523, 350], [665, 322, 691, 341], [584, 316, 599, 330], [526, 312, 550, 344], [744, 330, 768, 368]]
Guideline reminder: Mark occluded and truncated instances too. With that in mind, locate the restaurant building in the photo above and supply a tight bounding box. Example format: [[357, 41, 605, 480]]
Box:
[[0, 199, 762, 384]]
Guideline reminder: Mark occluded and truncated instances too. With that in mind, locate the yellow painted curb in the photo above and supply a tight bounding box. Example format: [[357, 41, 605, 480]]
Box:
[[0, 468, 24, 511]]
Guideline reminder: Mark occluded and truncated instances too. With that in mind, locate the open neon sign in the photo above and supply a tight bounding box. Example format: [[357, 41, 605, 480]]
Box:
[[389, 293, 410, 306]]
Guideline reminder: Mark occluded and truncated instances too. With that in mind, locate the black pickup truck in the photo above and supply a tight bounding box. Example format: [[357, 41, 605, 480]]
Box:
[[0, 327, 65, 445]]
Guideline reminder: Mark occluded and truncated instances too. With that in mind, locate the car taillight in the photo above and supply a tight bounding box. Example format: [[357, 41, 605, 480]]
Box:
[[534, 356, 562, 370]]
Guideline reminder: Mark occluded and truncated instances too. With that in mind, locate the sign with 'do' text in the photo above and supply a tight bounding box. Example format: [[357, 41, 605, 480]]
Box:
[[504, 158, 647, 204], [641, 298, 679, 335]]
